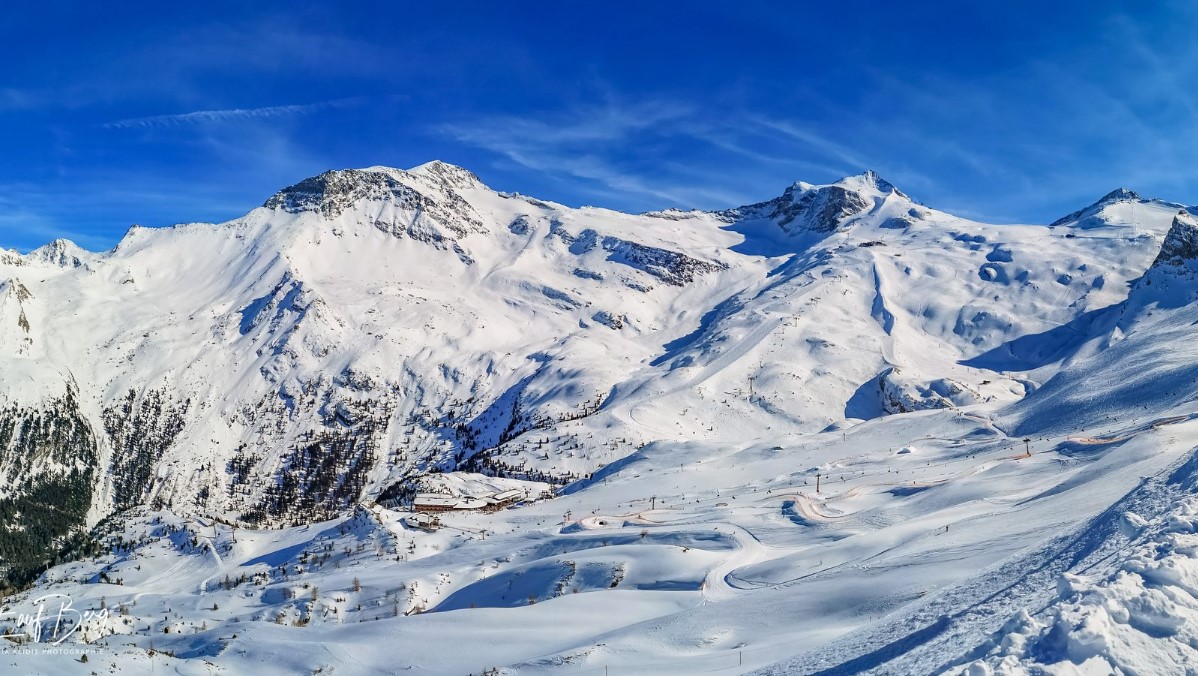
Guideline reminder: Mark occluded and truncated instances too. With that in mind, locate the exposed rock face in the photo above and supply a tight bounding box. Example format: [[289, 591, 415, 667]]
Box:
[[0, 278, 34, 353], [265, 169, 422, 217], [772, 184, 872, 233], [28, 239, 94, 269], [879, 368, 980, 415], [265, 168, 484, 232], [406, 159, 486, 192], [0, 251, 25, 267], [592, 310, 626, 329], [565, 228, 726, 287], [717, 170, 899, 234], [1151, 211, 1198, 268], [600, 236, 727, 286], [264, 167, 486, 262]]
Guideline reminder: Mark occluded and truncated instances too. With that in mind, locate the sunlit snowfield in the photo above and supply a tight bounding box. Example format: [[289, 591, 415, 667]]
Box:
[[4, 164, 1198, 673]]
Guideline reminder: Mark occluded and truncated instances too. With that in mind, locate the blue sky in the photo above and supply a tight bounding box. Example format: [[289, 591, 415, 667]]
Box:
[[2, 1, 1196, 252]]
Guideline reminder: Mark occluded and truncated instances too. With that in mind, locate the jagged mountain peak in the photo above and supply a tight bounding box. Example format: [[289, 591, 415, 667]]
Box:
[[0, 249, 26, 267], [1151, 210, 1198, 269], [788, 170, 904, 197], [263, 168, 424, 217], [831, 169, 902, 196], [27, 238, 94, 269], [1097, 187, 1141, 203], [402, 159, 486, 191], [726, 170, 910, 235], [260, 165, 488, 250], [264, 162, 487, 219]]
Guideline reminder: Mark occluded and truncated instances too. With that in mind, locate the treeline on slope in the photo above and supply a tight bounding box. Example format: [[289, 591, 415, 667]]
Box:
[[0, 386, 100, 591], [456, 394, 607, 486], [0, 373, 615, 571], [102, 388, 191, 510], [250, 397, 389, 526]]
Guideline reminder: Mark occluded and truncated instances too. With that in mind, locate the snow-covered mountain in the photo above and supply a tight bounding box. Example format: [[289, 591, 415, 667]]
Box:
[[3, 162, 1198, 673]]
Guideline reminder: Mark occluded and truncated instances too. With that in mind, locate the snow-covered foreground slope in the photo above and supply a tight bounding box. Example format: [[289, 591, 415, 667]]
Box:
[[4, 163, 1198, 673], [6, 394, 1198, 674]]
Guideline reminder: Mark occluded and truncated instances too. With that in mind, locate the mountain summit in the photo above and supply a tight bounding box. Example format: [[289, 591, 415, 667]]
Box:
[[5, 162, 1198, 673], [1048, 186, 1159, 227], [719, 170, 909, 235]]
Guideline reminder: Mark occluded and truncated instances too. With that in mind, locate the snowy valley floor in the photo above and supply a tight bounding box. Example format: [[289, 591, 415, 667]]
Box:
[[5, 402, 1198, 675]]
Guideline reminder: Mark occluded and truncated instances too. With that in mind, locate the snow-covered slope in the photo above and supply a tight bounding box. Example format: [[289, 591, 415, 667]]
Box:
[[3, 163, 1198, 673]]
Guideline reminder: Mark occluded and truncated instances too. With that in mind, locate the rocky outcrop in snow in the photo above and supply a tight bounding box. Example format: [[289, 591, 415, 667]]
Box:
[[718, 170, 901, 234], [0, 278, 34, 354], [27, 238, 95, 269], [1151, 210, 1198, 268], [263, 166, 486, 262], [879, 368, 980, 414]]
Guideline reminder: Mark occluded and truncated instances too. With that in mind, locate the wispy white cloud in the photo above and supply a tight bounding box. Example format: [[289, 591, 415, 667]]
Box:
[[438, 99, 875, 211], [440, 99, 754, 208], [106, 97, 364, 129], [747, 117, 871, 173], [0, 121, 328, 253], [441, 99, 690, 156]]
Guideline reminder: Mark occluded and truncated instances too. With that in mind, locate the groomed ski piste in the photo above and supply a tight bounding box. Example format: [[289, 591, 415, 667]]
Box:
[[6, 401, 1198, 673], [3, 164, 1198, 673]]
